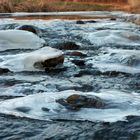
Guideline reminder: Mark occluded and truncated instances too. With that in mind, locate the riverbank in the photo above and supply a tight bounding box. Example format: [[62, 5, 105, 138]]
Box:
[[0, 0, 133, 13]]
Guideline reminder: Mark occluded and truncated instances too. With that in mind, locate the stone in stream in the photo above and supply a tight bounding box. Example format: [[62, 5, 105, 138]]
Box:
[[66, 51, 87, 57], [0, 47, 64, 72], [76, 20, 85, 24], [85, 20, 97, 23], [17, 25, 40, 35], [56, 94, 105, 111], [42, 55, 64, 68], [34, 55, 64, 69], [56, 42, 81, 50], [0, 68, 10, 75], [71, 59, 85, 66], [110, 17, 116, 21]]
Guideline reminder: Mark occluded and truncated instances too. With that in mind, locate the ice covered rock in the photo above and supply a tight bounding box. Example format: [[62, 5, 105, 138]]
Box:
[[0, 47, 64, 72], [56, 94, 105, 110], [0, 30, 45, 51], [0, 90, 140, 122]]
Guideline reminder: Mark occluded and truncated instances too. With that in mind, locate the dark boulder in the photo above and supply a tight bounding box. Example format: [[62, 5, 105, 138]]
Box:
[[57, 42, 80, 50], [85, 20, 97, 23], [66, 51, 87, 57], [110, 18, 116, 21], [34, 55, 64, 69], [76, 20, 85, 24], [71, 59, 85, 66], [17, 25, 40, 35], [56, 94, 105, 111], [0, 68, 10, 75]]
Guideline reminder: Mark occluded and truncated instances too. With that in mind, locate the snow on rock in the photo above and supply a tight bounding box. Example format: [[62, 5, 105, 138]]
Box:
[[0, 30, 45, 51], [0, 47, 64, 72]]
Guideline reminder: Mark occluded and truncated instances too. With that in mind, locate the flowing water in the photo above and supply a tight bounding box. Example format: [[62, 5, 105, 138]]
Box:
[[0, 11, 140, 139]]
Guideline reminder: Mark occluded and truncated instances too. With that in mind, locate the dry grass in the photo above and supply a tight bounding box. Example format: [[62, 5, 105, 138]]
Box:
[[0, 0, 115, 13], [0, 0, 139, 13]]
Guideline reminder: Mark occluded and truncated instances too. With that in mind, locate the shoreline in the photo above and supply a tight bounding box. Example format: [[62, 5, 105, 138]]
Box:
[[0, 11, 139, 25]]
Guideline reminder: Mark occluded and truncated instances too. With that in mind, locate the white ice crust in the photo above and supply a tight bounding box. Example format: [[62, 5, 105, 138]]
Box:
[[0, 90, 140, 122], [0, 30, 45, 51]]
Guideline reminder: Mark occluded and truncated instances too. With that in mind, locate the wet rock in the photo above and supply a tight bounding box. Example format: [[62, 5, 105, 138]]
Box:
[[57, 42, 80, 50], [71, 60, 85, 66], [0, 68, 10, 75], [17, 25, 39, 35], [76, 20, 85, 24], [45, 67, 67, 74], [86, 20, 97, 23], [110, 17, 116, 21], [56, 94, 105, 110], [96, 27, 110, 31], [34, 55, 64, 69], [66, 51, 87, 57]]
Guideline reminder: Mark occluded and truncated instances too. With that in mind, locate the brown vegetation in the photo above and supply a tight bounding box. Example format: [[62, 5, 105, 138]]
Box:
[[0, 0, 139, 13]]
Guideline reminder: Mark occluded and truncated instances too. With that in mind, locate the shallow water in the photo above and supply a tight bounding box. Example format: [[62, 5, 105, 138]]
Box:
[[0, 11, 140, 139]]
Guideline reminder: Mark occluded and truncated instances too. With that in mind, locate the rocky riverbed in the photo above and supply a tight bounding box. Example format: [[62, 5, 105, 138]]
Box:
[[0, 11, 140, 139]]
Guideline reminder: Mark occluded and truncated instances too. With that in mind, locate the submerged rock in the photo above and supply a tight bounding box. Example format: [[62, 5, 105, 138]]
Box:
[[57, 42, 80, 50], [56, 94, 105, 111], [15, 107, 31, 113], [17, 25, 40, 35]]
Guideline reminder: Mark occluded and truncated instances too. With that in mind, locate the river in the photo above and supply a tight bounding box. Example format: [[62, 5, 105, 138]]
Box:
[[0, 11, 140, 139]]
